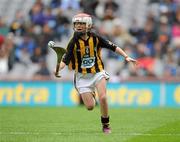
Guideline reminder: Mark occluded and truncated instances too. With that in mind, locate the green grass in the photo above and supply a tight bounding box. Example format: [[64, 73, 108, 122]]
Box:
[[0, 107, 180, 142]]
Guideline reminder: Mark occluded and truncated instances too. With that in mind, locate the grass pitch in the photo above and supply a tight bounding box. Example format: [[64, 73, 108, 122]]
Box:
[[0, 107, 180, 142]]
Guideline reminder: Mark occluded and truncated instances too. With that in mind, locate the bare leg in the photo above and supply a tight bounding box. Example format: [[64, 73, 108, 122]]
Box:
[[80, 92, 95, 110], [96, 78, 111, 133], [95, 78, 109, 117]]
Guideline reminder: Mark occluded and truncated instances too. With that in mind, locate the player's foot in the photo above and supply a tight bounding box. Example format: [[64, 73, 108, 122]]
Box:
[[102, 124, 111, 134]]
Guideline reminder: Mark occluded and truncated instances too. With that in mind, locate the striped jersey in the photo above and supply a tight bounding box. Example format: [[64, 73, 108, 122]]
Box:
[[62, 32, 117, 74]]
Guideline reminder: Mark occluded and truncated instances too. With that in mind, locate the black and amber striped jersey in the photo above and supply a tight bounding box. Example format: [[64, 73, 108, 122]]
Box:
[[62, 32, 117, 74]]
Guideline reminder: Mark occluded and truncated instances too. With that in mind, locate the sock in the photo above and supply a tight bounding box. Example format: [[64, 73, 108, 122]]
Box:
[[101, 116, 110, 125]]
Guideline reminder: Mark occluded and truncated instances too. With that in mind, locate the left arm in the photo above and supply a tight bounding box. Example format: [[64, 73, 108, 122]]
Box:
[[97, 34, 137, 63], [115, 47, 137, 63], [115, 47, 128, 59]]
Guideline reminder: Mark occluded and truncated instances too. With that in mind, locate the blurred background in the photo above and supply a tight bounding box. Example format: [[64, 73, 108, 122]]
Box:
[[0, 0, 179, 107]]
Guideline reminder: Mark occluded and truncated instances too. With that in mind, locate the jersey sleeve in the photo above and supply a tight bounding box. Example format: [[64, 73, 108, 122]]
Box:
[[96, 35, 117, 52], [62, 38, 75, 65]]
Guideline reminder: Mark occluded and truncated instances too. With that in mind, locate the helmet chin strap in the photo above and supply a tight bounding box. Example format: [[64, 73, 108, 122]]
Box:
[[74, 31, 89, 40], [74, 31, 85, 37], [74, 27, 89, 38]]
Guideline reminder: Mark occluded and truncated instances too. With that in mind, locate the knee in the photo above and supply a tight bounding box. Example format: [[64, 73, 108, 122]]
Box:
[[99, 94, 107, 102]]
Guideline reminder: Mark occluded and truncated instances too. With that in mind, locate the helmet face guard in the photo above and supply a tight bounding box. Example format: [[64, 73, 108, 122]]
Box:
[[72, 13, 92, 33]]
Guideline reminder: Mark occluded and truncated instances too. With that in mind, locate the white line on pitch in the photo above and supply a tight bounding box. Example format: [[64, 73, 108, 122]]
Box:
[[122, 133, 180, 136], [0, 132, 180, 136], [0, 132, 62, 135]]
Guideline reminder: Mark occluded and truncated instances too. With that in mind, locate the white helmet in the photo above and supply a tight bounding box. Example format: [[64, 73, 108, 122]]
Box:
[[72, 13, 92, 32]]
